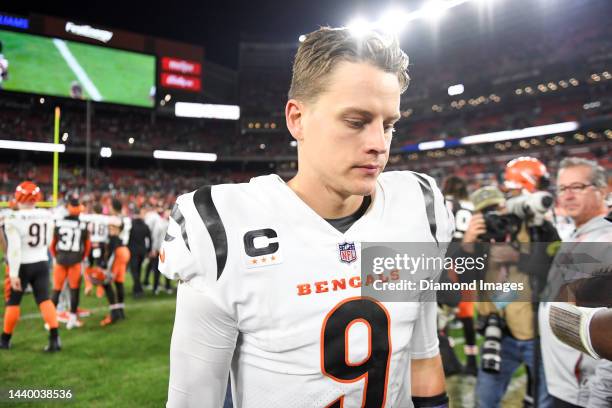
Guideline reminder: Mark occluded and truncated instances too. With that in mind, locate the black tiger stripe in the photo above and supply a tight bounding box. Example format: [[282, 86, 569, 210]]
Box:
[[170, 204, 190, 251], [193, 186, 228, 280], [412, 172, 438, 246]]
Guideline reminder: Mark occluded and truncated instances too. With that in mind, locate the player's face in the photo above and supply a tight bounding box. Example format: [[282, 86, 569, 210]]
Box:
[[299, 61, 401, 196], [557, 166, 605, 226]]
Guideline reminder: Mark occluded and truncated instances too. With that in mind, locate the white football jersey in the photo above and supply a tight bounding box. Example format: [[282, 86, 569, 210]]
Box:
[[4, 208, 54, 276], [444, 197, 474, 240], [80, 213, 111, 244], [0, 208, 14, 227], [119, 216, 132, 246], [160, 172, 454, 408]]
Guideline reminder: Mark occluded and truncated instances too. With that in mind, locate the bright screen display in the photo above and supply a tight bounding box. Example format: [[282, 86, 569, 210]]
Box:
[[0, 29, 156, 107]]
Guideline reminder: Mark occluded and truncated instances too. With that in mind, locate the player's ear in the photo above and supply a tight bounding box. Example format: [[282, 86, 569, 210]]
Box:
[[285, 99, 304, 142]]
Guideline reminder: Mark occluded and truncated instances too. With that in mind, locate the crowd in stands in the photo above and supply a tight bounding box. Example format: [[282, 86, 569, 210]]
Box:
[[1, 139, 609, 213]]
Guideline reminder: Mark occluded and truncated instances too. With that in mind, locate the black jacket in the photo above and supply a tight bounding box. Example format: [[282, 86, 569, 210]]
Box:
[[128, 218, 151, 255]]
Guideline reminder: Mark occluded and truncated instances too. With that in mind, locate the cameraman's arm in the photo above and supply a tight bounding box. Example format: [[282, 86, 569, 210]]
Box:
[[460, 213, 486, 255], [453, 213, 486, 282]]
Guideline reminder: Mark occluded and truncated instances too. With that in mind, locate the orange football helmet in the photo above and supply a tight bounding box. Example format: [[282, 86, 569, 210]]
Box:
[[87, 266, 111, 286], [14, 181, 42, 204], [504, 157, 549, 193]]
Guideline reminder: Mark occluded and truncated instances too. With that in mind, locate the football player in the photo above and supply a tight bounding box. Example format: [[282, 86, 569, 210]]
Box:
[[503, 156, 550, 195], [1, 182, 60, 351], [81, 202, 110, 296], [160, 27, 454, 407], [98, 199, 131, 326], [70, 81, 83, 99], [50, 197, 91, 329]]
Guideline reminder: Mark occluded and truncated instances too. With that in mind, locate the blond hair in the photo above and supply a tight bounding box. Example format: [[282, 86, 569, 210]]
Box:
[[289, 27, 410, 103]]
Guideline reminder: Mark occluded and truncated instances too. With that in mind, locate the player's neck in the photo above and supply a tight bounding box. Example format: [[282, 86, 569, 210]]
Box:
[[286, 174, 365, 219]]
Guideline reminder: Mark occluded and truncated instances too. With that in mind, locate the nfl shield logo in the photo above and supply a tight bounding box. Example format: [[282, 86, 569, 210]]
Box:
[[338, 242, 357, 264]]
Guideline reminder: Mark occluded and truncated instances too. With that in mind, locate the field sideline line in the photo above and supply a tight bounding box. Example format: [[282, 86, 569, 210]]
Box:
[[52, 39, 103, 101], [0, 298, 175, 322]]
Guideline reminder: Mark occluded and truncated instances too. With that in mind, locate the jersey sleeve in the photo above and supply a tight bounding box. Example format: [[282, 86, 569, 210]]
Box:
[[409, 173, 450, 359], [422, 173, 455, 244], [158, 193, 214, 282], [4, 220, 21, 277], [158, 217, 198, 281], [409, 300, 440, 360], [167, 279, 238, 407]]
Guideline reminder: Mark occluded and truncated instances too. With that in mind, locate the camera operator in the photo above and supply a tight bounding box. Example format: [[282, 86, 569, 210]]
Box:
[[539, 157, 612, 408], [459, 180, 559, 408]]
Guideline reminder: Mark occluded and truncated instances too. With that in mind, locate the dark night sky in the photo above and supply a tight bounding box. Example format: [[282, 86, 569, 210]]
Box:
[[2, 0, 420, 68]]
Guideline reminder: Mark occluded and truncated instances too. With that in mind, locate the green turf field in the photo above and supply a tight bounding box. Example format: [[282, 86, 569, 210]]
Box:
[[0, 30, 155, 108], [1, 259, 175, 407]]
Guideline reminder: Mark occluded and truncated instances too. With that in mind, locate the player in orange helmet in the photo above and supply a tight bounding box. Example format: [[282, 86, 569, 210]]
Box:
[[504, 156, 550, 195], [50, 197, 91, 329], [1, 182, 60, 351]]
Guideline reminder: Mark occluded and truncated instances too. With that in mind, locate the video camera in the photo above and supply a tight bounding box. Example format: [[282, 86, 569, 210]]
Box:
[[506, 191, 554, 227], [480, 211, 521, 243], [479, 191, 554, 242]]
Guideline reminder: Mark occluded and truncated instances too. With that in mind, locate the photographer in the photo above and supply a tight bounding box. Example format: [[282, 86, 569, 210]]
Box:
[[459, 182, 559, 408]]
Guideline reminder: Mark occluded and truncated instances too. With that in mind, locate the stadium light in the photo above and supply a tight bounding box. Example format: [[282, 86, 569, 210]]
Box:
[[418, 140, 446, 150], [100, 147, 112, 158], [377, 8, 409, 34], [298, 34, 306, 42], [347, 0, 473, 37], [175, 102, 240, 120], [460, 121, 579, 145], [0, 139, 66, 153], [153, 150, 218, 162], [419, 0, 449, 21], [347, 18, 373, 37], [448, 84, 464, 96]]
